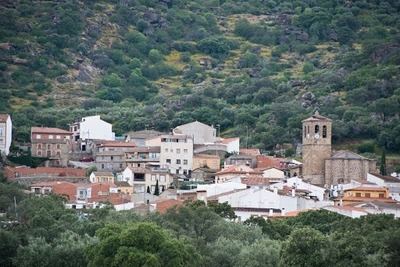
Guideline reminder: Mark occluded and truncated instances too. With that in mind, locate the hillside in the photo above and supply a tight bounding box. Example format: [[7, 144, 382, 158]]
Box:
[[0, 0, 399, 153]]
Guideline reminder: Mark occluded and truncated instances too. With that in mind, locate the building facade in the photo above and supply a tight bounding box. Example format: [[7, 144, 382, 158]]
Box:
[[70, 115, 115, 145], [160, 135, 193, 175], [302, 111, 332, 185], [0, 114, 12, 156], [31, 127, 72, 167], [193, 154, 220, 170], [122, 166, 173, 194], [173, 121, 216, 145], [94, 142, 136, 172], [325, 151, 377, 185]]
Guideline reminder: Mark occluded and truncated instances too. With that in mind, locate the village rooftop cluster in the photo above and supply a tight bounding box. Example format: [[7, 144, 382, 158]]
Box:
[[1, 112, 400, 219]]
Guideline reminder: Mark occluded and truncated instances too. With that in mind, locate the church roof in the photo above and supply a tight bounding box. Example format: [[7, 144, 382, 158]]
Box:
[[302, 111, 332, 122], [330, 150, 370, 160]]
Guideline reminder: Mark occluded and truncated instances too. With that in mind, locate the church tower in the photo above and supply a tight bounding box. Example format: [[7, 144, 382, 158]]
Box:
[[302, 111, 332, 185]]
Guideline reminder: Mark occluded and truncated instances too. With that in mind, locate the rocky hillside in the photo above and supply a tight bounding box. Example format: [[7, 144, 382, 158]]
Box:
[[1, 0, 400, 153]]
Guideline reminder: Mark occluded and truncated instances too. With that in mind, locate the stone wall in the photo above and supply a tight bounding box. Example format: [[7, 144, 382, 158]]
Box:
[[325, 159, 377, 185]]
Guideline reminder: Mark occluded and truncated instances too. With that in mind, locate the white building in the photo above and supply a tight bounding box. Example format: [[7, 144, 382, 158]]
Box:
[[70, 115, 115, 143], [0, 114, 12, 156], [160, 135, 193, 175], [262, 167, 285, 182], [367, 173, 400, 201], [220, 137, 240, 154], [173, 121, 216, 145], [122, 166, 173, 194], [215, 187, 332, 221]]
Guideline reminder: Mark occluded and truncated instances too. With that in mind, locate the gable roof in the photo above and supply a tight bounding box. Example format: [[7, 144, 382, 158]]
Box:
[[0, 114, 10, 123], [331, 150, 368, 160], [256, 155, 283, 169], [240, 148, 261, 156], [31, 127, 71, 135], [175, 120, 212, 129], [302, 111, 332, 122], [92, 171, 114, 176], [155, 199, 184, 214]]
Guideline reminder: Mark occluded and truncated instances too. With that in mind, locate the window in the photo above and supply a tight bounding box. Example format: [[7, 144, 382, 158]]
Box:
[[304, 126, 306, 138], [56, 135, 61, 139], [36, 134, 41, 139], [160, 175, 165, 182], [49, 135, 53, 139], [183, 159, 188, 165], [56, 144, 60, 149], [315, 125, 319, 133], [37, 151, 42, 156], [379, 193, 384, 198], [365, 193, 371, 198], [101, 164, 105, 169], [111, 156, 114, 161], [0, 128, 3, 136], [170, 149, 173, 152], [47, 150, 51, 157], [165, 148, 168, 152], [56, 151, 61, 156], [355, 193, 361, 197], [151, 175, 156, 181], [184, 149, 188, 153], [37, 144, 42, 149], [47, 144, 51, 149], [176, 159, 181, 164], [176, 169, 179, 174], [119, 163, 123, 169], [176, 148, 181, 154], [322, 125, 327, 138], [166, 159, 171, 164]]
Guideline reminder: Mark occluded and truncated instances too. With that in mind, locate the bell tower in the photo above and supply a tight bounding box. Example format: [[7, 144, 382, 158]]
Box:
[[302, 111, 332, 185]]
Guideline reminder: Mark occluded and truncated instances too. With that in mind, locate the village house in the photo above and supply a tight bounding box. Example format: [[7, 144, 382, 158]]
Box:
[[89, 171, 114, 183], [324, 201, 400, 218], [218, 137, 240, 154], [31, 127, 72, 167], [94, 141, 136, 172], [215, 165, 262, 183], [271, 177, 328, 201], [114, 181, 133, 195], [30, 181, 132, 209], [125, 130, 164, 146], [173, 121, 217, 145], [0, 114, 12, 156], [192, 153, 220, 170], [191, 167, 218, 183], [367, 172, 400, 201], [124, 146, 160, 168], [260, 167, 285, 183], [335, 185, 397, 206], [160, 134, 193, 175], [212, 187, 332, 221], [239, 148, 261, 157], [225, 154, 257, 168], [122, 166, 173, 194], [70, 115, 115, 151]]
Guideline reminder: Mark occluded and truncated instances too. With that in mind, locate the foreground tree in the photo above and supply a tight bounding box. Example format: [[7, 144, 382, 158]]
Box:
[[86, 222, 199, 267]]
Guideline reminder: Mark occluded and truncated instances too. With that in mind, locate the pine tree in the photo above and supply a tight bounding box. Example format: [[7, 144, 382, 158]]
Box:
[[154, 180, 160, 196], [147, 186, 150, 194], [380, 149, 387, 175]]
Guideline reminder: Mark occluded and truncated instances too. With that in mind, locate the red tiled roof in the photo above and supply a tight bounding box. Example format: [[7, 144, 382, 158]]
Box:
[[216, 165, 261, 175], [256, 155, 283, 169], [156, 199, 184, 214], [240, 148, 261, 156], [31, 127, 71, 134], [345, 186, 388, 192], [0, 114, 10, 123], [5, 167, 86, 179], [99, 141, 136, 148], [220, 137, 239, 144]]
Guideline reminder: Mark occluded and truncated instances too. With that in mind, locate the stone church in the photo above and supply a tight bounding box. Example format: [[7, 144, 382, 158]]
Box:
[[302, 111, 376, 186]]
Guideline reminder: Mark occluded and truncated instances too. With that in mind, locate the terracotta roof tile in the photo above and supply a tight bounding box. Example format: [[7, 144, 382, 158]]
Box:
[[156, 199, 184, 213], [256, 155, 283, 169], [31, 127, 71, 134]]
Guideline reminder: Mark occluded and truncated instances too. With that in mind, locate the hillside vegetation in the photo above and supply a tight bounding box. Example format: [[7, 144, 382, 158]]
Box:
[[1, 0, 400, 152]]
